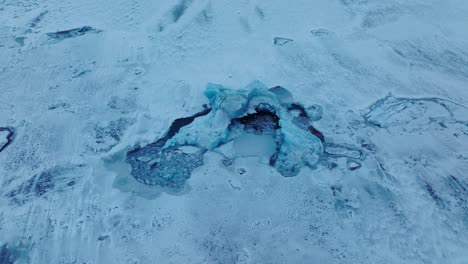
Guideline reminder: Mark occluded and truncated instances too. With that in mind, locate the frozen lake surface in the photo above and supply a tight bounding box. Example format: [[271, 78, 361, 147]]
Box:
[[0, 0, 467, 263]]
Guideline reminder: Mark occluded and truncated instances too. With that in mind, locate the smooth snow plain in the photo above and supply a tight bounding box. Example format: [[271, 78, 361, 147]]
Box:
[[0, 0, 468, 263]]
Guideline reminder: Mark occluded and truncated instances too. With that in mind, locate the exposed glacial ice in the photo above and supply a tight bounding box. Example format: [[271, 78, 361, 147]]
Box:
[[127, 81, 324, 189]]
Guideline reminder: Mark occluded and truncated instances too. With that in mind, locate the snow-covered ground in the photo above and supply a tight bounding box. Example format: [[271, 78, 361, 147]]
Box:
[[1, 0, 467, 263]]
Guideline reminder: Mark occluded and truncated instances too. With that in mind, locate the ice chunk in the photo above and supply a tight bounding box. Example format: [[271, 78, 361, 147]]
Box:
[[204, 83, 248, 117], [0, 130, 9, 150], [0, 127, 14, 153], [47, 26, 101, 42], [306, 104, 323, 121], [274, 117, 323, 177], [269, 86, 294, 105], [274, 37, 293, 46]]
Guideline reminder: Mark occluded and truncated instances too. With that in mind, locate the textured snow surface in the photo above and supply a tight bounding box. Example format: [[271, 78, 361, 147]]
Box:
[[1, 0, 468, 263]]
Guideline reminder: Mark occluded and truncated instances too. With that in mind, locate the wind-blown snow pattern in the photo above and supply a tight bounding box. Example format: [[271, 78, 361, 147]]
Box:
[[1, 0, 468, 263]]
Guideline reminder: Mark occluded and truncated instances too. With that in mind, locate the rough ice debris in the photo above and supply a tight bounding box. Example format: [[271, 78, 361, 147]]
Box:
[[0, 127, 14, 153], [127, 145, 204, 190], [273, 37, 293, 46], [46, 26, 101, 42], [126, 108, 211, 190], [127, 81, 324, 189], [363, 93, 468, 133]]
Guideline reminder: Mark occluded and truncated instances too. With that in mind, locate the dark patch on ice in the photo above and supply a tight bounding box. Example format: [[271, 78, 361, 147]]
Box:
[[330, 185, 342, 196], [7, 165, 85, 203], [160, 107, 212, 147], [14, 36, 26, 46], [127, 145, 205, 190], [448, 175, 467, 193], [97, 235, 110, 241], [424, 182, 444, 207], [0, 244, 16, 264], [237, 168, 246, 175], [333, 193, 359, 218], [229, 110, 280, 134], [48, 102, 69, 110], [308, 126, 325, 142], [131, 106, 211, 151], [255, 6, 265, 19], [274, 37, 293, 46], [157, 24, 165, 32], [171, 0, 193, 23], [222, 159, 233, 167], [67, 180, 75, 186], [286, 103, 325, 142], [288, 103, 308, 117], [46, 26, 101, 42], [27, 11, 48, 32], [126, 108, 211, 189], [34, 170, 55, 196], [446, 175, 467, 209], [0, 127, 15, 153], [92, 118, 133, 152], [327, 161, 338, 170]]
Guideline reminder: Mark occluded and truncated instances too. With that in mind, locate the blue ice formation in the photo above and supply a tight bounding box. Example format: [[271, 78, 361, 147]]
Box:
[[127, 81, 324, 189]]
